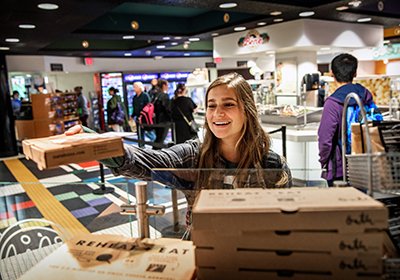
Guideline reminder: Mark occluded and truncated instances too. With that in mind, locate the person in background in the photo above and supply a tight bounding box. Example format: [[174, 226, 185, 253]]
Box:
[[171, 83, 198, 143], [148, 78, 159, 102], [11, 90, 22, 118], [318, 53, 380, 186], [75, 86, 89, 127], [66, 72, 291, 228], [317, 81, 327, 107], [131, 82, 155, 144], [153, 79, 171, 148], [107, 87, 126, 132]]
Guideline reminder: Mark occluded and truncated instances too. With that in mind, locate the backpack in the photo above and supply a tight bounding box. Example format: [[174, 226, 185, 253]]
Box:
[[138, 94, 160, 130], [111, 102, 125, 125], [343, 101, 383, 154], [138, 102, 155, 127]]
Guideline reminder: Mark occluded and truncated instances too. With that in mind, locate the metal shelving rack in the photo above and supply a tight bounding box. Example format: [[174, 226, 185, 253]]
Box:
[[341, 92, 400, 279]]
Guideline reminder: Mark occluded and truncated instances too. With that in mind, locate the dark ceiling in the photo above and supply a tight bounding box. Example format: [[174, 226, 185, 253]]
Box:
[[0, 0, 399, 58]]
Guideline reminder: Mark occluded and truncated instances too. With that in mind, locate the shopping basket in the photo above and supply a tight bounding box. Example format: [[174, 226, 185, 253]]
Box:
[[346, 152, 400, 193]]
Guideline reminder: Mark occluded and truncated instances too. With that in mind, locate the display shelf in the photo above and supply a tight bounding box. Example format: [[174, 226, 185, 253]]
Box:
[[48, 92, 79, 134], [31, 92, 80, 136]]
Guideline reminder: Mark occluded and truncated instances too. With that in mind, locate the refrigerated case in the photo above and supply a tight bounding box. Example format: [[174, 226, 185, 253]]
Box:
[[187, 84, 208, 112], [123, 73, 159, 116], [100, 72, 124, 124]]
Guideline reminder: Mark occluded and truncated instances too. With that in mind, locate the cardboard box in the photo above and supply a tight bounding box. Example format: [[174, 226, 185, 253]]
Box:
[[20, 234, 195, 280], [197, 267, 382, 280], [192, 231, 384, 257], [195, 253, 383, 280], [192, 188, 388, 234], [192, 188, 387, 279], [23, 133, 124, 170]]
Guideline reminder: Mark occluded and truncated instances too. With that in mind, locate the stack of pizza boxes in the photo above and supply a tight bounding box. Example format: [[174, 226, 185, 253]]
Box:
[[192, 187, 388, 280]]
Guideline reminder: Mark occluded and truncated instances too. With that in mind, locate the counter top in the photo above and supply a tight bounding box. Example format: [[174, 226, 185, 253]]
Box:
[[262, 123, 319, 142], [194, 114, 319, 142]]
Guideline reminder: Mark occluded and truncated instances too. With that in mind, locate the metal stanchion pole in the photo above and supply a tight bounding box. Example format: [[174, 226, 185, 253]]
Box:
[[135, 181, 149, 239], [120, 181, 165, 239], [93, 163, 114, 195], [171, 189, 179, 232]]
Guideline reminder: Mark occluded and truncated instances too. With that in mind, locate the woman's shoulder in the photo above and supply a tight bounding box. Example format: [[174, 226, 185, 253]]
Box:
[[263, 150, 284, 168]]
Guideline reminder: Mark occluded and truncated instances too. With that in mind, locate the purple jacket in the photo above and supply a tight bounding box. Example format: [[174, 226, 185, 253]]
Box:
[[318, 83, 374, 180]]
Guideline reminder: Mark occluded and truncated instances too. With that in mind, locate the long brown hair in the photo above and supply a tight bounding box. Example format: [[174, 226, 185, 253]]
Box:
[[195, 72, 271, 190]]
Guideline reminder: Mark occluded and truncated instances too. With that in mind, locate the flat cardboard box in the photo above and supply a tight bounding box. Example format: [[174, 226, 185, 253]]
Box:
[[192, 231, 384, 257], [20, 234, 195, 280], [192, 187, 388, 234], [23, 133, 124, 170], [197, 267, 382, 280], [195, 248, 382, 274]]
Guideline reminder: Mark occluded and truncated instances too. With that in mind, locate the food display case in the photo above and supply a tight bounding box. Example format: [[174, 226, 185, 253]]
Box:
[[260, 105, 323, 125]]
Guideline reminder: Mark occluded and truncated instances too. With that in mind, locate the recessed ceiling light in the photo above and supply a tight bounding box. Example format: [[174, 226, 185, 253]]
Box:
[[18, 24, 36, 29], [174, 36, 182, 40], [188, 37, 200, 42], [0, 47, 10, 50], [270, 11, 282, 16], [184, 53, 190, 56], [234, 26, 246, 31], [357, 17, 371, 22], [122, 35, 135, 39], [131, 21, 139, 30], [163, 37, 170, 40], [5, 38, 19, 43], [299, 11, 315, 17], [37, 3, 59, 10], [82, 40, 89, 48], [124, 53, 132, 56], [211, 33, 219, 36], [273, 18, 283, 22], [320, 47, 331, 50], [156, 45, 166, 49], [171, 42, 178, 46], [219, 2, 237, 9], [257, 22, 267, 26], [336, 6, 349, 11]]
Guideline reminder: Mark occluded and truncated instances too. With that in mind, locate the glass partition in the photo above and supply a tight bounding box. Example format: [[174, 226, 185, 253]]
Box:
[[147, 168, 328, 240], [0, 181, 130, 280], [0, 169, 328, 279]]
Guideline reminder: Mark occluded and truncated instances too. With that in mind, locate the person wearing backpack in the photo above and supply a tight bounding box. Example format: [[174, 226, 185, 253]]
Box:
[[318, 53, 382, 186], [131, 82, 156, 145], [107, 87, 127, 132]]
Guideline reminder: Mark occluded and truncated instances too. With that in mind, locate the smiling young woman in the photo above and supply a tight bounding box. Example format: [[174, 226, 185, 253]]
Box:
[[65, 72, 292, 228]]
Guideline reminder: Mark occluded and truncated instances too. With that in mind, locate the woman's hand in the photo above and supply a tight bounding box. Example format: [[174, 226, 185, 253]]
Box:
[[64, 124, 84, 136]]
